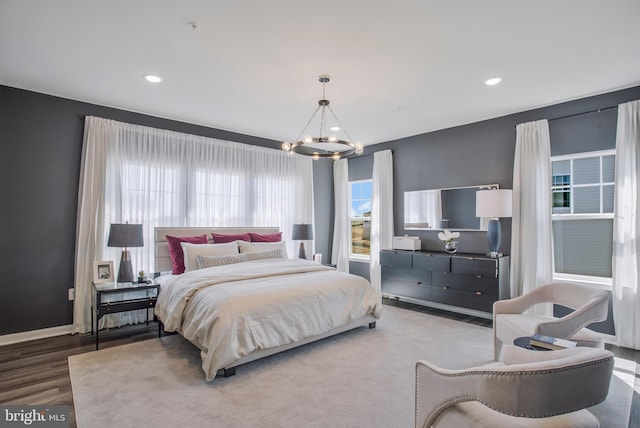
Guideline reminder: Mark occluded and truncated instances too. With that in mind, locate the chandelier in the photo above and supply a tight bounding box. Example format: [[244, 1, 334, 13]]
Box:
[[281, 75, 364, 160]]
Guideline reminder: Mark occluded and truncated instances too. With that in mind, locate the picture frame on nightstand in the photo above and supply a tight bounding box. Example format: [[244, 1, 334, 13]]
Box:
[[93, 260, 114, 284]]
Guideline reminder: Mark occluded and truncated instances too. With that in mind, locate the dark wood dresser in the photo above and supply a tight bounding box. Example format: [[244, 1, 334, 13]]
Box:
[[380, 249, 509, 319]]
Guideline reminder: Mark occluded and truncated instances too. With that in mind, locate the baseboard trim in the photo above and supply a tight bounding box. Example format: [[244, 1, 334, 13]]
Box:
[[0, 325, 73, 347]]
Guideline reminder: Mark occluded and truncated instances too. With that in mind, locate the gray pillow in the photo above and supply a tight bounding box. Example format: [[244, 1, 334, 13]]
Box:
[[196, 248, 283, 269]]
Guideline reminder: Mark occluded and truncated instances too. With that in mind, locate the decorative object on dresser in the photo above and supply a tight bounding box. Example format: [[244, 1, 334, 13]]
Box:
[[292, 223, 313, 259], [380, 249, 509, 319], [280, 75, 364, 160], [392, 236, 421, 251], [437, 229, 460, 254], [475, 188, 512, 257], [107, 222, 144, 282]]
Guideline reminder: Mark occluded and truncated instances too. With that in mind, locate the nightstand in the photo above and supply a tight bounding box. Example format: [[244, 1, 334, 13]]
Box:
[[91, 281, 161, 350]]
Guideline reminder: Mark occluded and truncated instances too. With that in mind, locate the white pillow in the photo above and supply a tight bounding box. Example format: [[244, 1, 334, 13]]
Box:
[[180, 242, 239, 272], [237, 240, 288, 259]]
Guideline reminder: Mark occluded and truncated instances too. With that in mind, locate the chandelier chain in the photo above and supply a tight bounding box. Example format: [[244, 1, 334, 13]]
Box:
[[294, 104, 321, 142], [327, 105, 355, 143]]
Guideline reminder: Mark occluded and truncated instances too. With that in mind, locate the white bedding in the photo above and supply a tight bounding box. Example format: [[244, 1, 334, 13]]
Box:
[[155, 258, 382, 381]]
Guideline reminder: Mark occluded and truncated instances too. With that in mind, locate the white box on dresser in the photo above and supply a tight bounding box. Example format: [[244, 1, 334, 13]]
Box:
[[392, 236, 421, 251]]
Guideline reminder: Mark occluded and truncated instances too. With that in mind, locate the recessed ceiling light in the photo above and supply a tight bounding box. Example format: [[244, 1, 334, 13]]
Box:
[[330, 126, 340, 132], [485, 77, 502, 86], [144, 74, 162, 83]]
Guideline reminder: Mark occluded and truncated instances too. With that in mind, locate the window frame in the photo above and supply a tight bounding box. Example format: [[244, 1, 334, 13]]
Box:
[[551, 149, 615, 286], [349, 179, 372, 261]]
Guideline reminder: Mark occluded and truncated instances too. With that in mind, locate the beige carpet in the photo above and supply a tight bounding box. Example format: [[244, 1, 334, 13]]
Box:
[[69, 306, 634, 428]]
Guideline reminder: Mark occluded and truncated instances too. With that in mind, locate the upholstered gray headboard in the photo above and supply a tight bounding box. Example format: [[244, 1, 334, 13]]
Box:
[[154, 226, 280, 273]]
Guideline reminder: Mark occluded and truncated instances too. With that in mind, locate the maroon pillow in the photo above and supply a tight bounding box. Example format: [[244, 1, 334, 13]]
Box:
[[166, 234, 208, 274], [211, 233, 251, 243], [249, 232, 282, 242]]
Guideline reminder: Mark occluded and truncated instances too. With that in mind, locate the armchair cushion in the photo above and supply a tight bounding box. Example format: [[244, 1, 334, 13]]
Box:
[[433, 402, 598, 428]]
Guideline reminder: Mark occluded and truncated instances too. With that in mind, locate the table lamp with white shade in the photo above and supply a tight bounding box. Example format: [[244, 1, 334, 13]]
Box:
[[476, 189, 512, 258]]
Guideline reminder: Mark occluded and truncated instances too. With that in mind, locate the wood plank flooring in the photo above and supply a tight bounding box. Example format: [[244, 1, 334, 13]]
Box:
[[0, 323, 159, 427], [1, 300, 638, 428]]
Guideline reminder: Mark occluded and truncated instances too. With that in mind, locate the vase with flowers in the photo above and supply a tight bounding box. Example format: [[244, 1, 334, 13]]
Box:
[[437, 229, 460, 254]]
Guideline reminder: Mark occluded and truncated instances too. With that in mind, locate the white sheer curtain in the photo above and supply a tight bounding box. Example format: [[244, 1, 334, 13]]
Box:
[[612, 100, 640, 350], [73, 116, 314, 334], [370, 150, 394, 296], [510, 120, 553, 316], [331, 159, 350, 272], [405, 189, 441, 229]]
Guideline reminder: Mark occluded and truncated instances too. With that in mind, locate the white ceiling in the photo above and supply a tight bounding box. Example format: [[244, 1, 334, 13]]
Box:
[[1, 1, 639, 146]]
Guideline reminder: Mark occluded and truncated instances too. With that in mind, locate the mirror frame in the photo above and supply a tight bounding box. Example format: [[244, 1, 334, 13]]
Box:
[[403, 184, 499, 231]]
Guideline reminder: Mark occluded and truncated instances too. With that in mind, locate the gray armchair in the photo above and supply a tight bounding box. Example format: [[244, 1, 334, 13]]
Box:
[[493, 282, 609, 359], [415, 345, 614, 428]]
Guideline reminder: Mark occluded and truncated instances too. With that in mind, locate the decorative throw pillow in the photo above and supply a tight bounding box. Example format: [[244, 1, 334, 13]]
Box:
[[180, 242, 239, 272], [166, 234, 208, 274], [249, 232, 282, 242], [196, 248, 283, 269], [212, 232, 251, 243], [237, 240, 288, 259], [196, 253, 243, 269]]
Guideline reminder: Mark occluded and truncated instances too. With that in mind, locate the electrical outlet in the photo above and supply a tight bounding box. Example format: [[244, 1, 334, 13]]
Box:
[[68, 288, 75, 301]]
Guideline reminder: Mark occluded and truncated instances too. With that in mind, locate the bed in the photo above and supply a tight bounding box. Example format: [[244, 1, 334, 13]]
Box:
[[153, 227, 382, 381]]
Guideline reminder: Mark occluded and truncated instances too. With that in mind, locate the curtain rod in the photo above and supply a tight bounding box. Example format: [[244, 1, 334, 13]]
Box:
[[548, 105, 618, 122]]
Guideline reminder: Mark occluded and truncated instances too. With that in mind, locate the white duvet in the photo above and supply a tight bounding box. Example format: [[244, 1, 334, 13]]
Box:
[[155, 258, 382, 381]]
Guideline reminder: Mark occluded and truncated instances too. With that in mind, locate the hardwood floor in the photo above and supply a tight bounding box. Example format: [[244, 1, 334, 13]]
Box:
[[1, 301, 638, 428], [0, 323, 160, 427]]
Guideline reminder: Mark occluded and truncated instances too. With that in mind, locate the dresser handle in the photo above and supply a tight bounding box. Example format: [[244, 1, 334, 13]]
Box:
[[476, 275, 482, 278], [476, 291, 482, 295], [468, 257, 476, 260], [443, 286, 449, 290], [417, 282, 422, 285]]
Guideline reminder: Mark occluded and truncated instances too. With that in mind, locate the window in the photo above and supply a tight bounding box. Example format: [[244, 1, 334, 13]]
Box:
[[551, 150, 615, 284], [350, 180, 372, 258]]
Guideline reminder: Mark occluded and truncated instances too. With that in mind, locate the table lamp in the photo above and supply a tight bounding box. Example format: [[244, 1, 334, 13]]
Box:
[[292, 224, 313, 259], [476, 189, 512, 258], [107, 223, 144, 282]]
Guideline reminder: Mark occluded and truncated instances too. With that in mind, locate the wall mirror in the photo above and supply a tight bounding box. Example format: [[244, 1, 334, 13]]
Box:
[[404, 184, 498, 231]]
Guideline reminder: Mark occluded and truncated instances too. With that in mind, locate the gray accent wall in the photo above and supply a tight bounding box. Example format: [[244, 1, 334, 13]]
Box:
[[0, 86, 332, 335], [1, 84, 638, 337], [352, 86, 640, 258]]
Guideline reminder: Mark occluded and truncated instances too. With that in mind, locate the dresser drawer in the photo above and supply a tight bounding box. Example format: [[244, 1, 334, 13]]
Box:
[[382, 270, 431, 300], [432, 271, 498, 295], [413, 253, 450, 272], [451, 257, 498, 278], [380, 250, 413, 268], [429, 286, 496, 313]]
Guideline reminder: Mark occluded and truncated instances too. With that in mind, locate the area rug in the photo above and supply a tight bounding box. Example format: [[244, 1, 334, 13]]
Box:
[[69, 306, 634, 427]]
